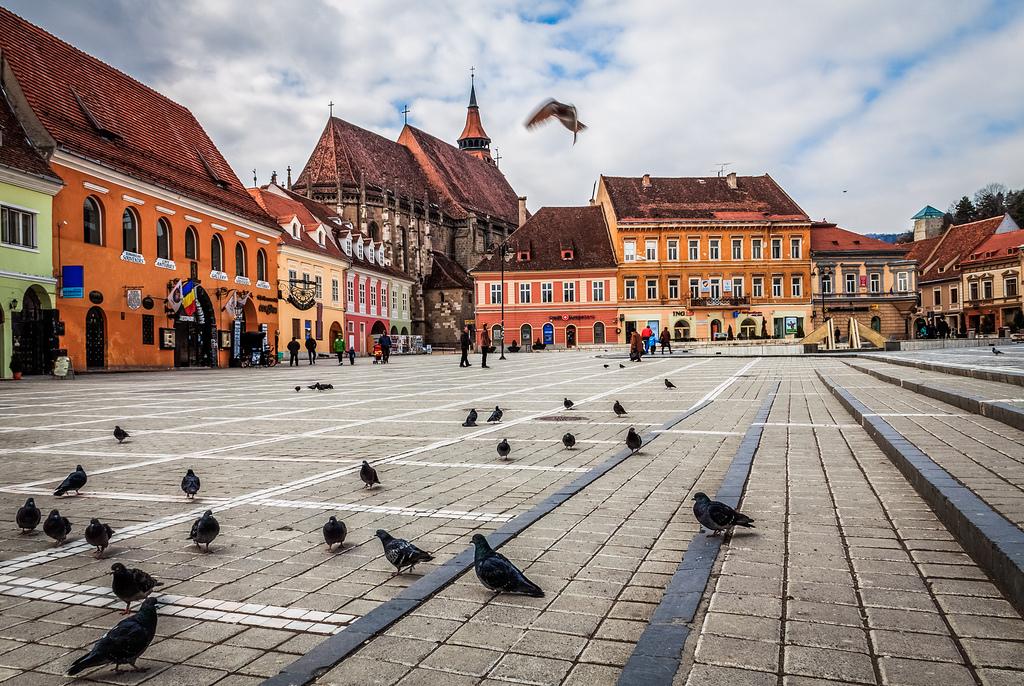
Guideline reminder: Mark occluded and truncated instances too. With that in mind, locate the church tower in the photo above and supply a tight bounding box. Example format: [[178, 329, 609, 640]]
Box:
[[457, 73, 493, 163]]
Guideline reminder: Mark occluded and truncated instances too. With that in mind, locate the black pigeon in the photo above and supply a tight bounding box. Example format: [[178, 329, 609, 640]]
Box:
[[603, 364, 609, 369], [188, 510, 220, 551], [692, 492, 755, 537], [16, 497, 41, 533], [613, 401, 627, 417], [993, 346, 1004, 355], [181, 469, 201, 499], [43, 509, 71, 545], [471, 534, 544, 597], [463, 409, 478, 427], [487, 406, 503, 423], [85, 518, 115, 558], [320, 383, 334, 390], [375, 529, 433, 575], [308, 382, 322, 391], [111, 563, 163, 615], [619, 363, 625, 369], [53, 464, 87, 496], [360, 461, 381, 489], [665, 379, 676, 389], [563, 397, 574, 410], [323, 516, 347, 551], [497, 438, 511, 460], [626, 427, 642, 454], [295, 386, 301, 392], [562, 432, 576, 449], [114, 426, 129, 443], [66, 597, 158, 676]]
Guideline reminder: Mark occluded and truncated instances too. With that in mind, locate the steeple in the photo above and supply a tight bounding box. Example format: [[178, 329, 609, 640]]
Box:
[[458, 69, 492, 163]]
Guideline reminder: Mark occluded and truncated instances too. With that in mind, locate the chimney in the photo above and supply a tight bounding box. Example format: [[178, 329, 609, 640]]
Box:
[[270, 170, 278, 186], [518, 196, 528, 228], [726, 172, 737, 190], [641, 174, 651, 189], [286, 166, 292, 190]]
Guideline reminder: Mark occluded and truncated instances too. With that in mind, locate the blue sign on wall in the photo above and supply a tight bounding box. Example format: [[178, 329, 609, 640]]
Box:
[[61, 265, 84, 298], [542, 322, 554, 345]]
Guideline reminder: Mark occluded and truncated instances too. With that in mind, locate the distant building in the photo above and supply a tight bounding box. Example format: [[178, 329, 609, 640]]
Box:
[[911, 205, 946, 242], [959, 224, 1024, 335]]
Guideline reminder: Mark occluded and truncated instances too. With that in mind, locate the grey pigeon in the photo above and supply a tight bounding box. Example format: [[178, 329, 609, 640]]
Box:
[[993, 346, 1004, 355], [626, 427, 642, 454], [613, 400, 627, 417], [85, 518, 115, 558], [113, 426, 129, 443], [43, 509, 71, 545], [320, 383, 334, 390], [360, 461, 380, 489], [66, 597, 158, 675], [181, 469, 200, 499], [487, 406, 503, 423], [563, 397, 574, 410], [308, 382, 322, 390], [323, 516, 347, 551], [497, 438, 511, 460], [665, 379, 676, 389], [295, 385, 301, 392], [562, 432, 576, 449], [188, 510, 220, 551], [111, 562, 162, 614], [692, 492, 755, 537], [619, 363, 625, 369], [375, 529, 433, 575], [603, 364, 609, 368], [16, 497, 40, 533], [471, 534, 544, 597], [53, 464, 87, 496], [463, 409, 478, 427]]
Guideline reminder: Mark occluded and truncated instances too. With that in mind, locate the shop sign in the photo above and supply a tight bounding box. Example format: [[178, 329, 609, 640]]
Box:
[[548, 314, 595, 321], [210, 270, 229, 281], [671, 310, 690, 317], [120, 251, 145, 264], [258, 303, 278, 315], [61, 265, 84, 298], [155, 258, 176, 270], [256, 280, 271, 290], [126, 289, 142, 310], [159, 328, 176, 349], [700, 279, 711, 292], [784, 317, 799, 335], [234, 275, 251, 286]]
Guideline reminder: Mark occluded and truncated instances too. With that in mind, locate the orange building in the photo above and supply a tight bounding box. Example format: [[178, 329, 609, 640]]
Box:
[[0, 8, 281, 370], [595, 173, 813, 341]]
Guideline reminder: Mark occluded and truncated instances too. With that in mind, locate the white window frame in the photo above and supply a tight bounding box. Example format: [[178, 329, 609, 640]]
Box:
[[771, 276, 783, 298], [563, 281, 576, 302], [689, 277, 700, 299], [314, 275, 323, 299], [709, 239, 720, 260], [623, 240, 636, 262], [1005, 277, 1018, 298], [845, 273, 857, 294], [897, 272, 908, 292], [869, 273, 880, 293], [791, 275, 802, 298], [624, 278, 636, 300], [541, 282, 553, 303], [646, 278, 658, 300], [790, 237, 802, 260], [753, 277, 764, 298], [331, 278, 339, 302], [346, 278, 354, 306], [666, 239, 679, 261], [982, 280, 993, 299], [490, 283, 503, 304], [645, 239, 658, 262], [667, 277, 679, 300], [751, 238, 763, 260], [732, 276, 744, 297], [731, 238, 743, 261], [591, 280, 605, 302], [709, 278, 721, 299], [519, 282, 532, 303], [688, 238, 699, 261], [771, 238, 782, 260]]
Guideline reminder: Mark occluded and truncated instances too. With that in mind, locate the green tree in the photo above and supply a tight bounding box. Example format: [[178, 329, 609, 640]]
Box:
[[1006, 189, 1024, 227], [973, 182, 1007, 220], [951, 196, 976, 224]]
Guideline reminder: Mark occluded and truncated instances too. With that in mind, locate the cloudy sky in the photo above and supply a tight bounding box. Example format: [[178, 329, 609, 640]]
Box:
[[9, 0, 1024, 232]]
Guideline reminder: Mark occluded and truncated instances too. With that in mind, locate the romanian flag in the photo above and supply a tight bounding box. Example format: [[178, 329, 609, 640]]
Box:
[[181, 280, 196, 316]]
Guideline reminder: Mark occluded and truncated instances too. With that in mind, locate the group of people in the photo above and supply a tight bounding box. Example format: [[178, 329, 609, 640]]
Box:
[[285, 333, 394, 366], [629, 325, 673, 361], [459, 325, 490, 368]]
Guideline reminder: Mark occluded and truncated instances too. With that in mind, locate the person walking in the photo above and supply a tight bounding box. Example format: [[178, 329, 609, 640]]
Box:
[[480, 328, 491, 368], [459, 326, 472, 368], [660, 327, 672, 354], [630, 330, 643, 362], [287, 337, 300, 367], [333, 335, 345, 365], [379, 332, 392, 364], [348, 344, 356, 365], [641, 324, 653, 354], [305, 334, 317, 365]]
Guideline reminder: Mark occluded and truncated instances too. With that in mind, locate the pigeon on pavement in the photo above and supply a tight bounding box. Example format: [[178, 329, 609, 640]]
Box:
[[16, 497, 41, 533], [66, 597, 158, 676], [323, 516, 347, 551], [53, 465, 87, 496], [360, 461, 381, 489], [110, 562, 163, 614], [181, 469, 201, 499], [113, 426, 130, 443], [613, 401, 627, 417], [85, 519, 115, 558], [188, 510, 220, 552], [603, 364, 609, 368], [43, 509, 71, 545], [692, 492, 755, 537], [619, 363, 625, 369], [563, 397, 574, 410], [487, 406, 503, 423], [626, 427, 642, 454], [993, 346, 1004, 355], [562, 432, 576, 449], [375, 529, 433, 575], [496, 438, 511, 460], [320, 383, 334, 390], [295, 386, 301, 392], [665, 379, 676, 389], [463, 409, 478, 427], [471, 534, 545, 597]]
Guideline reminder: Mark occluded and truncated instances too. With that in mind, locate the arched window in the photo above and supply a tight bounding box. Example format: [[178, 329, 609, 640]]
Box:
[[593, 321, 606, 344], [83, 196, 103, 245], [674, 319, 690, 340], [235, 242, 247, 276], [211, 234, 224, 272], [491, 324, 503, 343], [740, 318, 757, 338], [256, 249, 267, 282], [368, 221, 380, 242], [519, 324, 533, 347], [871, 316, 882, 333], [542, 322, 554, 344], [156, 218, 172, 260], [122, 208, 140, 253], [184, 226, 198, 259]]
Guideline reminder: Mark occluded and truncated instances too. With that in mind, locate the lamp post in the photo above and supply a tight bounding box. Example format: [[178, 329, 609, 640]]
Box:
[[811, 265, 834, 324], [490, 242, 514, 360]]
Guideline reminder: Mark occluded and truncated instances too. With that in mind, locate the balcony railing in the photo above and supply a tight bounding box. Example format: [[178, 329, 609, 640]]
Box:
[[689, 296, 750, 307]]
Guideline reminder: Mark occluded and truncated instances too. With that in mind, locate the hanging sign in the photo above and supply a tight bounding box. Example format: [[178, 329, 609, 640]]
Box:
[[61, 266, 84, 298], [126, 288, 142, 310]]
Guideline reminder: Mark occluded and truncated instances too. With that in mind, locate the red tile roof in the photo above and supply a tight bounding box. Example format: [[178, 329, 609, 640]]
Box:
[[915, 215, 1007, 283], [472, 206, 615, 273], [960, 229, 1024, 265], [602, 174, 808, 222], [903, 235, 941, 265], [249, 186, 344, 262], [0, 7, 275, 229], [0, 87, 61, 184], [424, 250, 473, 290], [458, 106, 489, 142], [810, 223, 908, 254]]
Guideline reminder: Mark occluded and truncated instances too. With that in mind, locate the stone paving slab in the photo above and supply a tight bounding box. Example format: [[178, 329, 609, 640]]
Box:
[[868, 345, 1024, 386]]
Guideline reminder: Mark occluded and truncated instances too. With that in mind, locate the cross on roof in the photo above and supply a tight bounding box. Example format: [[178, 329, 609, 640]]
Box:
[[401, 105, 410, 125], [494, 148, 502, 168], [329, 100, 334, 118]]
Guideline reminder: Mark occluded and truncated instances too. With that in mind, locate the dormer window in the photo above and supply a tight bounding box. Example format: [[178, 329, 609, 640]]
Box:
[[517, 250, 530, 262], [357, 241, 364, 259], [343, 236, 352, 255], [378, 246, 385, 263], [317, 229, 325, 246], [561, 248, 574, 260], [368, 245, 375, 264]]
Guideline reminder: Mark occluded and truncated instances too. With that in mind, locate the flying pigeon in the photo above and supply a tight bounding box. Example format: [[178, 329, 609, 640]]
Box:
[[188, 510, 220, 552], [613, 401, 627, 417], [360, 461, 380, 489], [295, 386, 301, 392], [53, 464, 87, 496], [497, 438, 511, 460], [471, 534, 544, 597], [993, 346, 1004, 355], [563, 397, 574, 410], [43, 509, 71, 545], [692, 492, 755, 537], [562, 432, 576, 449], [323, 516, 347, 551], [85, 518, 115, 558], [375, 529, 434, 575], [665, 379, 676, 389], [181, 469, 201, 499], [525, 98, 587, 144], [66, 597, 158, 676], [487, 406, 503, 423], [16, 497, 41, 533], [110, 562, 162, 615], [626, 427, 642, 454], [463, 409, 478, 427], [114, 426, 130, 443]]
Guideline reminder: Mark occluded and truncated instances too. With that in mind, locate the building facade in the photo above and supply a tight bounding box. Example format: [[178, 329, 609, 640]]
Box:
[[472, 206, 618, 350], [596, 173, 812, 341], [959, 228, 1024, 335], [809, 223, 917, 339]]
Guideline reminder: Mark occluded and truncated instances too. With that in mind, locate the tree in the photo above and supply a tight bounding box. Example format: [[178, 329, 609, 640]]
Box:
[[1006, 189, 1024, 227], [973, 182, 1007, 220], [951, 196, 976, 225]]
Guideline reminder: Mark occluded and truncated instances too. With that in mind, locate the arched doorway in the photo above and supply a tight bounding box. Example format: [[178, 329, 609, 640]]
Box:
[[565, 324, 577, 348], [329, 321, 342, 349], [390, 325, 398, 335], [739, 318, 757, 339], [542, 322, 554, 346], [674, 319, 690, 340], [520, 324, 532, 349], [175, 285, 215, 368], [370, 320, 386, 350], [400, 327, 409, 336], [710, 319, 722, 339], [593, 322, 605, 345], [12, 286, 55, 375], [914, 317, 927, 338], [85, 306, 106, 369], [871, 316, 882, 333]]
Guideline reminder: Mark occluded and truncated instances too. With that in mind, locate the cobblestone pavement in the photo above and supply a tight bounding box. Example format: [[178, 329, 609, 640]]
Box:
[[872, 343, 1024, 377], [851, 357, 1024, 412], [0, 353, 1021, 686]]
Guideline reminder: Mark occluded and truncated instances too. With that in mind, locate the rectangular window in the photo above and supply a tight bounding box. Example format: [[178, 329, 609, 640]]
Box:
[[646, 278, 658, 300], [381, 288, 388, 312], [314, 275, 323, 299], [771, 276, 783, 298], [624, 279, 636, 300], [666, 239, 679, 261], [359, 282, 366, 307], [845, 273, 857, 293], [753, 277, 764, 297], [402, 291, 408, 312], [490, 283, 503, 304], [288, 269, 297, 283], [141, 314, 154, 345], [731, 238, 743, 260], [950, 286, 958, 304], [709, 239, 720, 260], [751, 238, 763, 260], [623, 240, 636, 262], [897, 272, 908, 292], [668, 277, 680, 300], [969, 281, 979, 301], [709, 278, 721, 299], [688, 238, 699, 260], [983, 280, 993, 299], [771, 238, 782, 260], [331, 278, 339, 302], [0, 206, 36, 248], [591, 280, 605, 302], [791, 276, 802, 298], [689, 277, 700, 299], [292, 318, 300, 340], [645, 239, 657, 261], [1006, 277, 1018, 297], [790, 238, 801, 260], [370, 284, 377, 309], [519, 283, 531, 303], [869, 273, 880, 293], [933, 288, 941, 307], [346, 279, 354, 306], [541, 282, 553, 303], [302, 272, 310, 287], [563, 281, 576, 302], [732, 277, 744, 297]]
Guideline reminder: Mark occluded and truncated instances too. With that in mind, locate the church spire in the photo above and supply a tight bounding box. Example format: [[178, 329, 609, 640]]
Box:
[[458, 68, 492, 162]]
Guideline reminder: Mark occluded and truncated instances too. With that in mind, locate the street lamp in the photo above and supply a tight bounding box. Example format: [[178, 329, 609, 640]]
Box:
[[811, 265, 834, 323], [490, 242, 514, 360]]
